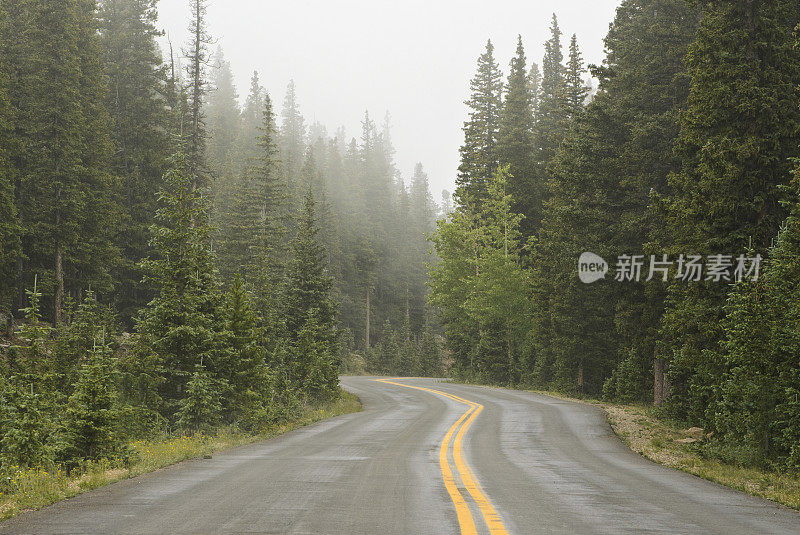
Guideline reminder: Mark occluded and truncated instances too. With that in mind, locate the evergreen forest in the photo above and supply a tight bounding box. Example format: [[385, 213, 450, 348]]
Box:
[[0, 0, 442, 471], [1, 0, 800, 480]]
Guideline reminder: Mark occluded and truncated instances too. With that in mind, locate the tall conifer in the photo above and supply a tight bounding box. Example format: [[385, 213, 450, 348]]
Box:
[[0, 2, 21, 317], [456, 40, 503, 207], [498, 36, 537, 237], [660, 0, 800, 421], [184, 0, 212, 187], [99, 0, 171, 323], [136, 153, 222, 419]]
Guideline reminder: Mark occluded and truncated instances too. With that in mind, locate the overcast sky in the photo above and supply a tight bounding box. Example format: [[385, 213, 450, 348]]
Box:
[[156, 0, 621, 197]]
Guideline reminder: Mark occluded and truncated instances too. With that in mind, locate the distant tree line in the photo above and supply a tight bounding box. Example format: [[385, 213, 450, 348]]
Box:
[[204, 55, 443, 359], [430, 1, 800, 471], [0, 0, 442, 471]]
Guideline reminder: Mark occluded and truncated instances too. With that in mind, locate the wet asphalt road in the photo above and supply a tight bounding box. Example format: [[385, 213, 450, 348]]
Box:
[[1, 376, 799, 534]]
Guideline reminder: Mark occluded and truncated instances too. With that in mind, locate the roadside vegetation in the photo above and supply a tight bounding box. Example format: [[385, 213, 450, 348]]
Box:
[[0, 0, 437, 518], [2, 0, 800, 521], [601, 401, 800, 511], [430, 0, 800, 478], [0, 392, 360, 520]]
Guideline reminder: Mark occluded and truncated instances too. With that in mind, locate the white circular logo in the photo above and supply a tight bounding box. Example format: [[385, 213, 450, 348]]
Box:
[[578, 252, 608, 283]]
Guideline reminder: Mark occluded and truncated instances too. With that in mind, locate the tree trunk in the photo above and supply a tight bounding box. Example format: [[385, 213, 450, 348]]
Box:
[[54, 179, 63, 324], [654, 351, 669, 405], [578, 361, 584, 395], [365, 287, 371, 350], [15, 206, 24, 311], [507, 321, 513, 383], [405, 286, 411, 342], [54, 237, 63, 325]]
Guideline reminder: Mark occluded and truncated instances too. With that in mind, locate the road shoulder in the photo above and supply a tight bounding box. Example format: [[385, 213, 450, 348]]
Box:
[[458, 381, 800, 512], [601, 401, 800, 511], [0, 391, 362, 522]]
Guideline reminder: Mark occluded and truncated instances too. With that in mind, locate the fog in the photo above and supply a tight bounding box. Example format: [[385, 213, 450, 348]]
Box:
[[156, 0, 620, 196]]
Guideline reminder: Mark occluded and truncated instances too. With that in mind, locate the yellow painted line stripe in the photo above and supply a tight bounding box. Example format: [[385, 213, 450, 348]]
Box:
[[376, 378, 508, 535], [453, 403, 509, 534], [378, 378, 478, 535], [408, 383, 508, 534], [439, 401, 481, 535]]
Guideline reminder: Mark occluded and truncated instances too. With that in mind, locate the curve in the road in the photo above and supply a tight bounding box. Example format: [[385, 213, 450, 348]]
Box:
[[3, 376, 800, 534], [376, 378, 508, 535]]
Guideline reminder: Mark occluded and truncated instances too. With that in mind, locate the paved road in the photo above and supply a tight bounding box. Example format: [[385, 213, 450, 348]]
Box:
[[2, 376, 799, 534]]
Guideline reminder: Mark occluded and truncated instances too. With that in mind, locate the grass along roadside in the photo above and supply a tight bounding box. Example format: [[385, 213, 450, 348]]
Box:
[[526, 385, 800, 510], [0, 391, 361, 521], [600, 402, 800, 510]]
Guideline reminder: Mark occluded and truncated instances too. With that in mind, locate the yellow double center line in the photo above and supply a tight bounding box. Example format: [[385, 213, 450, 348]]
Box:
[[376, 379, 508, 535]]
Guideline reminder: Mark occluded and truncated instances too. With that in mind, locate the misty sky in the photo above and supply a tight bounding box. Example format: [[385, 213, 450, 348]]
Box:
[[157, 0, 621, 198]]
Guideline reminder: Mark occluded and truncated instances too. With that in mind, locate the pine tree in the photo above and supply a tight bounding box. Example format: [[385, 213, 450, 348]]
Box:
[[529, 62, 541, 116], [358, 111, 395, 236], [300, 149, 325, 198], [99, 0, 170, 325], [3, 284, 56, 468], [52, 289, 116, 392], [713, 171, 800, 468], [284, 189, 336, 337], [62, 332, 121, 461], [456, 40, 503, 207], [534, 14, 567, 171], [135, 153, 223, 419], [251, 92, 288, 332], [14, 0, 118, 324], [176, 363, 222, 433], [498, 36, 537, 237], [0, 1, 20, 317], [398, 315, 418, 376], [564, 34, 589, 117], [0, 375, 53, 468], [441, 190, 453, 216], [283, 189, 339, 397], [324, 134, 348, 212], [659, 0, 800, 421], [407, 163, 436, 331], [184, 0, 212, 188], [292, 311, 337, 399], [531, 0, 699, 396], [602, 0, 699, 403], [377, 320, 400, 375], [418, 328, 443, 377], [409, 164, 436, 235], [9, 279, 53, 376], [219, 273, 271, 425], [207, 47, 241, 202], [280, 80, 306, 195], [164, 36, 188, 147], [236, 71, 265, 168], [216, 167, 261, 284]]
